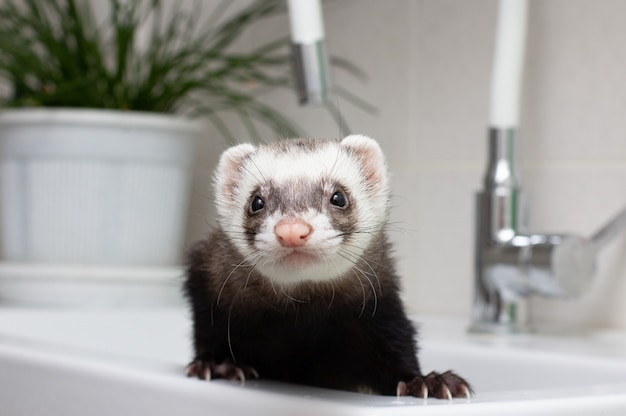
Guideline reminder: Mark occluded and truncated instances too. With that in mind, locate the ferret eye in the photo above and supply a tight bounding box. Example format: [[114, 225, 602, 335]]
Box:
[[250, 196, 265, 213], [330, 191, 347, 208]]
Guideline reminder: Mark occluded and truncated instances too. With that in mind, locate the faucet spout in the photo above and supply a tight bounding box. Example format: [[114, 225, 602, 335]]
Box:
[[286, 0, 333, 106]]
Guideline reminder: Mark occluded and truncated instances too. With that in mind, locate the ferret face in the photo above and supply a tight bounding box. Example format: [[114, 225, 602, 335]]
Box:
[[213, 135, 390, 286]]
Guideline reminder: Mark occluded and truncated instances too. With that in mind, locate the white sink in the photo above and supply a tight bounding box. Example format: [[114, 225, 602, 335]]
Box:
[[0, 308, 625, 416]]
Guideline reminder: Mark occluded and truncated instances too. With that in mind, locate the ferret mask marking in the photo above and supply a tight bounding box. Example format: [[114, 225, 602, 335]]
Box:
[[213, 135, 390, 286]]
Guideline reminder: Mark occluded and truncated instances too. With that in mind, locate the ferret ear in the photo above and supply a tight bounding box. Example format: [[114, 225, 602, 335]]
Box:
[[214, 143, 256, 198], [340, 135, 388, 188]]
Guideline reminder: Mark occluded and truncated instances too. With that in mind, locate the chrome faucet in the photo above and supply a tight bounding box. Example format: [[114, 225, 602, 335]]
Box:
[[470, 127, 626, 333]]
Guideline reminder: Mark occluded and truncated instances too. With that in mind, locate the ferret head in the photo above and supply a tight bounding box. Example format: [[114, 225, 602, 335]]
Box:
[[213, 135, 390, 286]]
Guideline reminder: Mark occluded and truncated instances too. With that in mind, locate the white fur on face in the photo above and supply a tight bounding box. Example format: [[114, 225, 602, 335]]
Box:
[[213, 135, 390, 286], [253, 209, 351, 284]]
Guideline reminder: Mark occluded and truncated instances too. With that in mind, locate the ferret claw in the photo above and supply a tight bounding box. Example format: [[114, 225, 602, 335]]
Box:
[[396, 381, 408, 397], [399, 370, 472, 399], [185, 358, 258, 385], [236, 367, 246, 384], [185, 360, 211, 381]]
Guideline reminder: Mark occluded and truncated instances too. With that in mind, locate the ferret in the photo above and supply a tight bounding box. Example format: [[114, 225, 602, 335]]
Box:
[[184, 135, 471, 399]]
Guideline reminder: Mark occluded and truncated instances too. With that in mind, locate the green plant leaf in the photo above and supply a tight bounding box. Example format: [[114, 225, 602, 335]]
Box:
[[0, 0, 373, 143]]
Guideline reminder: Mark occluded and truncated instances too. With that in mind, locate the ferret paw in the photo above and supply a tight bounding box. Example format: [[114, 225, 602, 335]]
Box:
[[396, 371, 472, 400], [185, 358, 259, 383]]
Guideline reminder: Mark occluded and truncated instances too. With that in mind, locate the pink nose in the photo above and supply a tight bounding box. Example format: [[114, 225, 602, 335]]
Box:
[[274, 220, 312, 247]]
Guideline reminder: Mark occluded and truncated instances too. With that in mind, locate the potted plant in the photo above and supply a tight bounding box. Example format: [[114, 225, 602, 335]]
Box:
[[0, 0, 369, 305]]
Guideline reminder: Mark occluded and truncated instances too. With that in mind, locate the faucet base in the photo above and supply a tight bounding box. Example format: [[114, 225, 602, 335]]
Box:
[[468, 320, 531, 335]]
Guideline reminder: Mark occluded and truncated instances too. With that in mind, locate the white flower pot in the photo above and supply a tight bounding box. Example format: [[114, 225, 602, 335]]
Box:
[[0, 108, 199, 267]]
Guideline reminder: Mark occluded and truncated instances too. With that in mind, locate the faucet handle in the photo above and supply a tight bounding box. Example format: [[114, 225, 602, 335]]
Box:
[[590, 207, 626, 252], [550, 235, 596, 297], [524, 233, 594, 298], [528, 206, 626, 298]]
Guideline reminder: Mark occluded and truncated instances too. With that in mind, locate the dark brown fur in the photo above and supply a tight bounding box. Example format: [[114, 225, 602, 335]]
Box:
[[184, 228, 471, 398]]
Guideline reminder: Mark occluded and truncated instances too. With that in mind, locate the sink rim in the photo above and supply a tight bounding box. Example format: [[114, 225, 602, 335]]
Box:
[[1, 309, 626, 415], [1, 336, 626, 407]]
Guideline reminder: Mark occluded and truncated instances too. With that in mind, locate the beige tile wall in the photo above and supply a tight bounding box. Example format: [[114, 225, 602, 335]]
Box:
[[187, 0, 626, 329]]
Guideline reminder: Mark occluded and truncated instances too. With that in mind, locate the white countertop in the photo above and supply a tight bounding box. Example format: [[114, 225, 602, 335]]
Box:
[[1, 307, 626, 416]]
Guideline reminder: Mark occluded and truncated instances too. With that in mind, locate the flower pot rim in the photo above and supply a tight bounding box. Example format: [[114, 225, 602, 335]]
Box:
[[0, 107, 201, 133]]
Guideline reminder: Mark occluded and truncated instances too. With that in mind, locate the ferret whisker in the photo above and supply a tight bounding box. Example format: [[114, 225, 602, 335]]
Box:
[[229, 154, 265, 187], [351, 267, 368, 318], [242, 258, 261, 291], [337, 249, 382, 311], [341, 248, 383, 295], [352, 227, 383, 236], [336, 251, 378, 317], [323, 257, 340, 309], [216, 272, 236, 306], [336, 239, 368, 250], [217, 231, 257, 240], [217, 252, 262, 305], [381, 221, 415, 237], [334, 225, 385, 239], [362, 272, 378, 317], [328, 141, 344, 181], [281, 286, 307, 304], [338, 247, 384, 276], [247, 158, 268, 186], [338, 252, 385, 273], [226, 287, 239, 363]]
